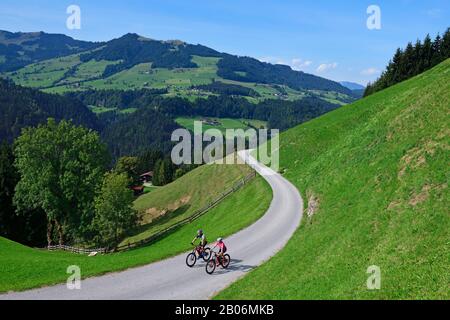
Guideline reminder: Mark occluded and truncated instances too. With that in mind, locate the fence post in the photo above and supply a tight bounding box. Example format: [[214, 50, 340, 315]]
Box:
[[118, 171, 257, 250]]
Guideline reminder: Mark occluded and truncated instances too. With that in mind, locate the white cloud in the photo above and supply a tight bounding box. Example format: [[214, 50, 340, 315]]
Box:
[[316, 62, 338, 73], [361, 67, 380, 76], [290, 58, 313, 71], [259, 57, 313, 71], [425, 8, 442, 18]]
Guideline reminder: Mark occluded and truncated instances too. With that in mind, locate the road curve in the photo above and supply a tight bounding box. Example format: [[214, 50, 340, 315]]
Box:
[[1, 150, 303, 300]]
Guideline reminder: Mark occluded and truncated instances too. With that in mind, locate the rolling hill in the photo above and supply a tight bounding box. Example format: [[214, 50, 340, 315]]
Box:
[[122, 158, 255, 246], [340, 81, 365, 91], [0, 30, 101, 72], [217, 59, 450, 299], [1, 31, 357, 105]]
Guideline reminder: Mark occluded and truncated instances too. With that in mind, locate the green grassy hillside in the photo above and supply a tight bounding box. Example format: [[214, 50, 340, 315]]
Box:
[[0, 171, 271, 293], [4, 54, 352, 105], [122, 162, 253, 246], [217, 59, 450, 299], [175, 117, 267, 135]]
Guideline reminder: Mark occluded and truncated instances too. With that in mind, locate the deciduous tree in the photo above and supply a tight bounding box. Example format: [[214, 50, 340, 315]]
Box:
[[14, 119, 110, 245], [92, 172, 137, 247]]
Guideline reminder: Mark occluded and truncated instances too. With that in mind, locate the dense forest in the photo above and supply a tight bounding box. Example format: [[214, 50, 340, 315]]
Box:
[[153, 94, 340, 130], [66, 88, 167, 110], [0, 142, 48, 246], [0, 75, 342, 166], [0, 78, 101, 142], [70, 88, 341, 132], [217, 54, 354, 95], [365, 28, 450, 96], [192, 81, 260, 97], [101, 107, 179, 160]]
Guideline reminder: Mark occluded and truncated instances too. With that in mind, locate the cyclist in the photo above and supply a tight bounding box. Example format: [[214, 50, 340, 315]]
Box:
[[191, 229, 207, 257], [213, 237, 227, 266]]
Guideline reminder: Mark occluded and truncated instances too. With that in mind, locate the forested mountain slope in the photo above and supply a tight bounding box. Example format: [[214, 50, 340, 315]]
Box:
[[0, 79, 100, 142]]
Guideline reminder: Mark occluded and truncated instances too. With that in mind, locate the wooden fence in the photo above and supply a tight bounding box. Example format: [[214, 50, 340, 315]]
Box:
[[115, 170, 257, 252], [47, 245, 107, 254], [45, 170, 256, 255]]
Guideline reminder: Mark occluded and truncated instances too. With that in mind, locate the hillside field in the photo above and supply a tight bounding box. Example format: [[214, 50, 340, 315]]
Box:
[[217, 59, 450, 300], [0, 164, 272, 293], [123, 162, 254, 246]]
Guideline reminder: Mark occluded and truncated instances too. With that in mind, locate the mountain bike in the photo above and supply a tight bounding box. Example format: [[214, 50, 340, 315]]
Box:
[[185, 244, 211, 267], [205, 251, 231, 274]]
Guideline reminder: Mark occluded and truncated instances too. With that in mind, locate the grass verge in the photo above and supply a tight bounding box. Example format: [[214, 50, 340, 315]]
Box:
[[0, 175, 272, 293]]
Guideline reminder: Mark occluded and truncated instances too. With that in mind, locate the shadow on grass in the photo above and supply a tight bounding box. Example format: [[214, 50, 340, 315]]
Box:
[[124, 204, 192, 241]]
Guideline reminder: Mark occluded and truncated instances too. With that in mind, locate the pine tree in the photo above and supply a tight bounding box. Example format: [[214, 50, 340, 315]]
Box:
[[391, 48, 403, 84], [431, 34, 443, 66], [421, 34, 433, 71], [152, 159, 163, 186], [365, 29, 450, 97], [441, 28, 450, 59], [403, 42, 415, 78]]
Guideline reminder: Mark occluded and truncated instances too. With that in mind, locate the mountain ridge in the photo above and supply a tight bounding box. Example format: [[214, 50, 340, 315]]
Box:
[[0, 30, 102, 72], [1, 30, 354, 98], [340, 81, 365, 90]]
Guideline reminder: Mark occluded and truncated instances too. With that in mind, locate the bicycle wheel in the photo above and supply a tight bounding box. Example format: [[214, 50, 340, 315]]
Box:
[[186, 253, 196, 267], [221, 254, 231, 268], [206, 259, 216, 274], [202, 248, 211, 262]]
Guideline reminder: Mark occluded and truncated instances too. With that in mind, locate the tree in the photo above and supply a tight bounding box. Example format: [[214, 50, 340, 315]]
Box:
[[92, 172, 137, 247], [152, 159, 163, 186], [0, 141, 19, 237], [14, 119, 110, 246], [441, 28, 450, 58], [136, 149, 163, 174], [0, 141, 47, 246], [115, 156, 139, 186], [431, 34, 443, 66], [152, 158, 174, 186], [421, 34, 433, 71], [402, 42, 415, 78], [365, 29, 450, 97]]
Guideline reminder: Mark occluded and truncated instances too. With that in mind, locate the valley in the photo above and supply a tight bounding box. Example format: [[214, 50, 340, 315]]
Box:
[[0, 21, 449, 302]]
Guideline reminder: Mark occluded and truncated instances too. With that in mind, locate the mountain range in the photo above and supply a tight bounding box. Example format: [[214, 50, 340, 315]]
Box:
[[339, 81, 365, 90], [0, 30, 361, 160], [0, 30, 357, 104]]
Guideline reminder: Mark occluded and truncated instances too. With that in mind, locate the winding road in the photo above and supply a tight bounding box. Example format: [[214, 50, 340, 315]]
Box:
[[1, 150, 303, 300]]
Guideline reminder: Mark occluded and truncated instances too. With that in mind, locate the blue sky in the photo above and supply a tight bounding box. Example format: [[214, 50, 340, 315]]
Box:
[[0, 0, 448, 85]]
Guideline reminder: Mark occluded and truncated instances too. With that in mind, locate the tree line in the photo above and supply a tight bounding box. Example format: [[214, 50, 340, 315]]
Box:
[[0, 78, 101, 143], [365, 28, 450, 96], [0, 119, 200, 248], [1, 120, 138, 248]]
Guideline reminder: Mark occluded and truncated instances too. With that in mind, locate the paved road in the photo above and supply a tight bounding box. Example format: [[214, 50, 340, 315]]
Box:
[[1, 150, 303, 300]]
